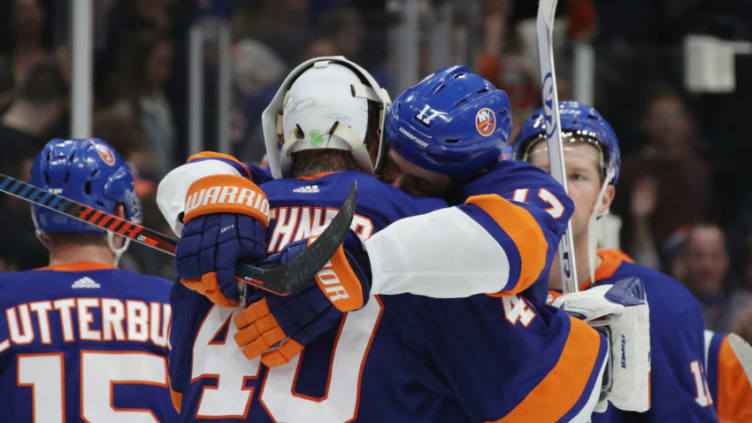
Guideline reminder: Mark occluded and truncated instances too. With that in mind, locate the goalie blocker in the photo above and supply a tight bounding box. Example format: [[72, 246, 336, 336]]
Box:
[[553, 277, 651, 412]]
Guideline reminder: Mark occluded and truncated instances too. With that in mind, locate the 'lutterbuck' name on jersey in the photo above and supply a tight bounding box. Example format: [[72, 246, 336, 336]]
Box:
[[2, 290, 169, 350]]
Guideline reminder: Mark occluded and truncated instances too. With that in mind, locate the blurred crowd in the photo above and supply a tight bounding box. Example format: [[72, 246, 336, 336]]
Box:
[[0, 0, 751, 340]]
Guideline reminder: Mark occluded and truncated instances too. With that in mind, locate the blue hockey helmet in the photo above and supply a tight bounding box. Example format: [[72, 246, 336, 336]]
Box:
[[30, 138, 142, 234], [384, 65, 512, 175], [513, 101, 621, 185]]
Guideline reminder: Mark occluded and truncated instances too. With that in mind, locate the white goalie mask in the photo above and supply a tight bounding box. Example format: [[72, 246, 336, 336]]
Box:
[[261, 56, 392, 178]]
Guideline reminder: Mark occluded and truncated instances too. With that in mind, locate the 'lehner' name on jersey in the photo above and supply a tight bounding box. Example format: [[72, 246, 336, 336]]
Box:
[[0, 298, 171, 352], [267, 206, 374, 253]]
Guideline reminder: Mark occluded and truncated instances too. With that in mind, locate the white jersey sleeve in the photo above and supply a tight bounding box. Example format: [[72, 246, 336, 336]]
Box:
[[365, 207, 509, 297], [156, 159, 241, 235]]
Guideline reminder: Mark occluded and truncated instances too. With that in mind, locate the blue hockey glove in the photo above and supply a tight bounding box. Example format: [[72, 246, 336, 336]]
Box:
[[175, 174, 269, 307], [233, 233, 371, 367]]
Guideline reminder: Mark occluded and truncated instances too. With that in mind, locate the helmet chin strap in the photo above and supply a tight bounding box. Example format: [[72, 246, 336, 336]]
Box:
[[587, 166, 616, 284], [107, 232, 130, 267]]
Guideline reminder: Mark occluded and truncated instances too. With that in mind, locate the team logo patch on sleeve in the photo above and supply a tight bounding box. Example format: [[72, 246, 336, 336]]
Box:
[[95, 143, 116, 166], [475, 107, 496, 136]]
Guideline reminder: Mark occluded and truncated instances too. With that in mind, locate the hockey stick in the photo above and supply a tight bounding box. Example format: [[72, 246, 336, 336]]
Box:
[[0, 172, 357, 296], [536, 0, 579, 293]]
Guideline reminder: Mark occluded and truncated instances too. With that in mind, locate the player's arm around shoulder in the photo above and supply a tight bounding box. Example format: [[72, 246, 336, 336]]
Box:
[[460, 161, 575, 295], [364, 188, 564, 299]]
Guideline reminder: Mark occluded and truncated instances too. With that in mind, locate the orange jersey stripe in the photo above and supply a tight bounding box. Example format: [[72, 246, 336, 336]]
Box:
[[490, 317, 602, 422], [465, 194, 547, 296], [35, 262, 117, 271], [716, 336, 752, 422], [186, 151, 253, 179], [576, 249, 634, 291], [297, 171, 337, 181]]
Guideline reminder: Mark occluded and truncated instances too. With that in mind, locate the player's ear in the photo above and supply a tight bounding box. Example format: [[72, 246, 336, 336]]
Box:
[[598, 185, 616, 215], [112, 204, 128, 248], [115, 204, 126, 219], [35, 232, 52, 251]]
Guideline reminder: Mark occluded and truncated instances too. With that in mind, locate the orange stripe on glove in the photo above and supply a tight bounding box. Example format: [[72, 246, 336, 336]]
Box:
[[314, 243, 365, 312], [183, 174, 269, 227], [181, 272, 238, 308]]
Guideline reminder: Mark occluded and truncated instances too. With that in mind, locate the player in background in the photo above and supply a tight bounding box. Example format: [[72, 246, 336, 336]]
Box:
[[704, 331, 752, 422], [156, 57, 613, 421], [513, 101, 721, 422], [0, 138, 176, 422]]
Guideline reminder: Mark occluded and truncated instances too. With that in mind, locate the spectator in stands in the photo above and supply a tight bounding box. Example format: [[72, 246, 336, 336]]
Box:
[[0, 61, 67, 178], [93, 108, 157, 180], [612, 84, 712, 268], [679, 223, 745, 332], [106, 0, 176, 56], [0, 58, 16, 116], [3, 0, 51, 87], [314, 7, 364, 62], [231, 38, 285, 164], [0, 61, 66, 270], [101, 30, 175, 176], [234, 0, 311, 67]]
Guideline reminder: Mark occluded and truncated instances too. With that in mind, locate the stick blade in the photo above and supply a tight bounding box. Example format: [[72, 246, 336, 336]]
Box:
[[234, 180, 358, 295]]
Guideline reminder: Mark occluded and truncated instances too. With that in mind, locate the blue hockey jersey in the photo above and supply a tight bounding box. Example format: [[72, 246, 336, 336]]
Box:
[[550, 249, 719, 422], [164, 164, 609, 422], [0, 262, 176, 422]]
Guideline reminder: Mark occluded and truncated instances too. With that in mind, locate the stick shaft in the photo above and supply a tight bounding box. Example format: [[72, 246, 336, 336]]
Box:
[[536, 0, 579, 293], [0, 173, 177, 255]]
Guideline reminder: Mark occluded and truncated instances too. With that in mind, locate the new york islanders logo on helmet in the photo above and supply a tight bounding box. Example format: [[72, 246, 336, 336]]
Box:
[[95, 142, 116, 166], [475, 107, 496, 136]]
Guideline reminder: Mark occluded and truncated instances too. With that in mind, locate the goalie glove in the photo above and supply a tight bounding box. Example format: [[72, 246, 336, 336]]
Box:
[[553, 277, 651, 413], [234, 233, 371, 367]]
